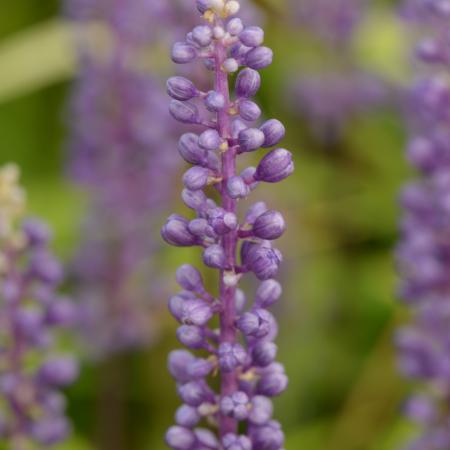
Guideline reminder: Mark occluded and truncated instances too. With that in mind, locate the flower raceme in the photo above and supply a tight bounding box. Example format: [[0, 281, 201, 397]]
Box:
[[0, 165, 78, 448], [162, 1, 293, 449]]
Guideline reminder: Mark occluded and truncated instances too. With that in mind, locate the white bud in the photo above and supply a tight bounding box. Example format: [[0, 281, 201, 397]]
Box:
[[224, 0, 240, 16], [223, 58, 239, 73], [213, 26, 226, 39], [227, 18, 244, 36]]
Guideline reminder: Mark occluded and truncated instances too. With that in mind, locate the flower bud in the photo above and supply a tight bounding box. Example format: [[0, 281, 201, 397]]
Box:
[[203, 244, 227, 269], [31, 418, 70, 446], [196, 0, 209, 13], [220, 391, 250, 420], [176, 264, 204, 292], [46, 297, 76, 326], [30, 252, 63, 284], [175, 404, 200, 428], [227, 18, 244, 36], [178, 381, 212, 406], [255, 279, 282, 307], [167, 77, 198, 101], [195, 428, 220, 449], [235, 68, 261, 98], [231, 119, 248, 138], [207, 208, 237, 235], [168, 350, 196, 383], [238, 128, 265, 152], [178, 133, 206, 166], [249, 396, 273, 425], [252, 341, 278, 367], [165, 426, 196, 449], [187, 358, 214, 378], [182, 189, 208, 211], [218, 342, 247, 372], [171, 42, 197, 64], [237, 309, 273, 338], [23, 219, 51, 246], [192, 25, 213, 47], [183, 166, 211, 191], [255, 148, 294, 183], [227, 176, 250, 199], [242, 242, 282, 280], [253, 210, 286, 240], [245, 201, 268, 224], [169, 100, 200, 124], [177, 325, 205, 349], [199, 129, 222, 150], [162, 215, 197, 247], [250, 421, 285, 450], [39, 357, 79, 386], [239, 100, 261, 122], [245, 46, 273, 70], [222, 434, 252, 450], [205, 91, 226, 111], [260, 119, 285, 148], [257, 365, 288, 397], [239, 26, 264, 47], [181, 299, 213, 326]]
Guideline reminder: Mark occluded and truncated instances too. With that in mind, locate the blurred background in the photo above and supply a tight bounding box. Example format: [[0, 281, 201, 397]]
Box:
[[0, 0, 419, 449]]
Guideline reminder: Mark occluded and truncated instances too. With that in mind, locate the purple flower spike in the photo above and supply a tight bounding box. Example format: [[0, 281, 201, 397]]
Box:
[[164, 3, 291, 447], [396, 3, 450, 448], [0, 166, 78, 447]]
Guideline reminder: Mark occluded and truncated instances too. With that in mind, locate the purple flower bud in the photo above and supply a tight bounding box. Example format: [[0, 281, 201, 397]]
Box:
[[203, 244, 228, 269], [238, 128, 265, 152], [245, 202, 268, 224], [168, 350, 196, 383], [162, 215, 197, 247], [218, 342, 247, 372], [239, 100, 261, 122], [245, 46, 273, 70], [231, 119, 248, 139], [239, 26, 264, 47], [23, 219, 51, 246], [31, 418, 70, 446], [187, 358, 214, 378], [166, 426, 196, 449], [181, 299, 213, 326], [39, 357, 79, 386], [172, 42, 197, 64], [227, 176, 250, 199], [178, 133, 201, 161], [257, 365, 288, 397], [235, 289, 247, 313], [167, 77, 198, 101], [199, 129, 222, 150], [250, 420, 285, 450], [222, 434, 252, 450], [205, 91, 226, 112], [46, 297, 76, 326], [220, 391, 250, 420], [207, 208, 237, 235], [177, 325, 205, 349], [255, 149, 294, 183], [170, 100, 199, 124], [182, 189, 208, 211], [255, 279, 282, 307], [195, 428, 220, 449], [183, 166, 211, 191], [236, 68, 261, 98], [178, 381, 212, 406], [192, 25, 213, 47], [252, 341, 278, 367], [176, 264, 205, 292], [253, 210, 286, 240], [15, 309, 44, 340], [242, 242, 282, 280], [249, 396, 273, 425], [30, 252, 63, 284], [227, 18, 244, 36], [189, 218, 216, 239], [260, 119, 285, 148], [237, 309, 273, 338], [175, 405, 200, 428], [196, 0, 209, 14]]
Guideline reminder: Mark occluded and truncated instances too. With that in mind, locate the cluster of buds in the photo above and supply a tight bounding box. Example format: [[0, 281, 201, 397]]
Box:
[[396, 2, 450, 449], [162, 1, 293, 449], [0, 165, 78, 448]]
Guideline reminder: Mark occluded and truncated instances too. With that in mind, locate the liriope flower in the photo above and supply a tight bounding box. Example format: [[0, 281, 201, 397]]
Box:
[[0, 165, 78, 448], [162, 1, 293, 448], [396, 1, 450, 449]]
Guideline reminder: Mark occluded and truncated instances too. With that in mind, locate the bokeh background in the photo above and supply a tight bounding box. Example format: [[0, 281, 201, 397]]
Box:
[[0, 0, 420, 449]]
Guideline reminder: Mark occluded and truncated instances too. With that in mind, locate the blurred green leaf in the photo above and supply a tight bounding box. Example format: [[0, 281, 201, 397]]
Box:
[[0, 19, 75, 103], [54, 435, 96, 450]]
